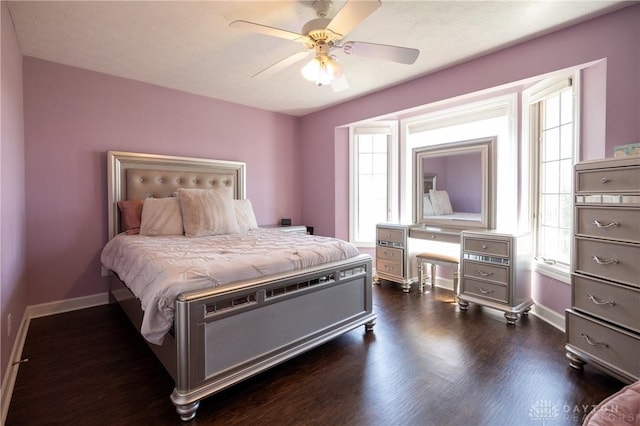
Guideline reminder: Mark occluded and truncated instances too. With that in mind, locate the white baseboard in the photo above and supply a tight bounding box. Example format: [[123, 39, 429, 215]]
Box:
[[1, 309, 30, 426], [529, 303, 566, 332], [26, 292, 110, 319], [433, 277, 454, 291], [1, 292, 110, 424]]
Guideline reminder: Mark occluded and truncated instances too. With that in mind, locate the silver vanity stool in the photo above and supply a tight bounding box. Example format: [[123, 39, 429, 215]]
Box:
[[416, 252, 460, 296]]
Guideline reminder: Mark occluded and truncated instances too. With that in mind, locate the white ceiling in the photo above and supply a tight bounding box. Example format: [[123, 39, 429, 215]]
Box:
[[7, 1, 631, 117]]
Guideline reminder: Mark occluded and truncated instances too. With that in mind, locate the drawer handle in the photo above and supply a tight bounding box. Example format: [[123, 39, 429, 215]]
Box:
[[587, 294, 615, 306], [384, 251, 392, 256], [591, 256, 619, 265], [477, 270, 494, 277], [580, 333, 609, 348], [476, 286, 494, 294], [592, 220, 619, 228], [481, 244, 488, 249], [600, 177, 610, 184]]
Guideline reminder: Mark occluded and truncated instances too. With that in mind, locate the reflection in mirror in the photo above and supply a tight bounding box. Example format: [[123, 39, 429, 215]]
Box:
[[413, 137, 496, 229], [423, 175, 436, 192]]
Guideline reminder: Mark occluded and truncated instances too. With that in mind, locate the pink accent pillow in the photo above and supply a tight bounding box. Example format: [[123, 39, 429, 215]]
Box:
[[117, 200, 144, 234]]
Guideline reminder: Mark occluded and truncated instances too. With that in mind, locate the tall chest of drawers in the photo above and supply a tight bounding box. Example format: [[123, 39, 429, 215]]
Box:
[[565, 156, 640, 384]]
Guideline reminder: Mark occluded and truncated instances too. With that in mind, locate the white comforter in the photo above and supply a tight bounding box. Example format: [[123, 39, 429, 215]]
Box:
[[100, 229, 360, 345]]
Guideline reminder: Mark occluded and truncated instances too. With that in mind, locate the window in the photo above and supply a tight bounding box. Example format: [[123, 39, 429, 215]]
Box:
[[349, 124, 397, 246], [526, 75, 578, 282]]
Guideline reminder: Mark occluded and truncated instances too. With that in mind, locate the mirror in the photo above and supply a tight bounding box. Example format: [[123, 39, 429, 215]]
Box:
[[413, 137, 496, 229]]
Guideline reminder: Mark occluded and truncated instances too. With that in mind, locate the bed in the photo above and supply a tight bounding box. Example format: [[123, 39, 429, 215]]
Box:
[[101, 151, 376, 421]]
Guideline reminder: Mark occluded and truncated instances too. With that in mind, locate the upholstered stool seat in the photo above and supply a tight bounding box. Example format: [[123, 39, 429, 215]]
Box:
[[416, 252, 460, 295]]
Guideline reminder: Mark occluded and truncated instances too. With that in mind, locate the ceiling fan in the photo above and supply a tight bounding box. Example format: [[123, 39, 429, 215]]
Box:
[[230, 0, 420, 91]]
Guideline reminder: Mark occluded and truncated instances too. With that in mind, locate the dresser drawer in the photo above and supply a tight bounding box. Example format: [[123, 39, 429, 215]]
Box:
[[566, 310, 640, 379], [463, 238, 509, 257], [575, 238, 640, 288], [376, 227, 404, 245], [410, 227, 461, 244], [376, 246, 403, 262], [462, 260, 509, 285], [576, 165, 640, 193], [461, 278, 508, 304], [573, 275, 640, 333], [376, 259, 403, 278], [575, 206, 640, 244]]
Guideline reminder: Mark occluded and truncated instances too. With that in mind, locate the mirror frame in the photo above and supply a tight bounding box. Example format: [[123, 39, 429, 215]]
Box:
[[413, 137, 497, 230]]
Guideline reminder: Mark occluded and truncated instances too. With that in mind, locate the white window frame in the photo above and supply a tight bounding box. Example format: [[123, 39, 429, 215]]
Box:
[[523, 72, 580, 284], [349, 122, 398, 247]]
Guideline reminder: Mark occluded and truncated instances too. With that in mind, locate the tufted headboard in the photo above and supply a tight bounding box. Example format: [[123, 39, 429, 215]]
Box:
[[107, 151, 246, 239]]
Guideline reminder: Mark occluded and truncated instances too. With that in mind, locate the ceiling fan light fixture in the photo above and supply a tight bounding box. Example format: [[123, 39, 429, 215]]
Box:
[[301, 54, 342, 86]]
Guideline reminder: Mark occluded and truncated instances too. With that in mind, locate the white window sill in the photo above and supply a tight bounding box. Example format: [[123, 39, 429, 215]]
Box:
[[531, 260, 571, 284]]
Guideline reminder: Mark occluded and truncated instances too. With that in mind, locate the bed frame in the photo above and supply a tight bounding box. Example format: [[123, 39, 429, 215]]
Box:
[[105, 151, 376, 421]]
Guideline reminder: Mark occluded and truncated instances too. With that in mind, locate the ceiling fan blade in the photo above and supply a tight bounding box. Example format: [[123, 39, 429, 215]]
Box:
[[252, 51, 311, 79], [331, 73, 350, 92], [230, 20, 308, 43], [342, 41, 419, 64], [326, 0, 381, 39]]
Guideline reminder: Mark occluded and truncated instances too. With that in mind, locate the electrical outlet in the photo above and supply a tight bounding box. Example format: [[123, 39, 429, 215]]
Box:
[[7, 313, 12, 337]]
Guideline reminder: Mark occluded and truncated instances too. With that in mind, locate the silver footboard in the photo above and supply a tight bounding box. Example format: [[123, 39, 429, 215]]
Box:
[[111, 254, 375, 421]]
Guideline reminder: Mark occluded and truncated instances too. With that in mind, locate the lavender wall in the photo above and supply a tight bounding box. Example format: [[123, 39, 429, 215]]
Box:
[[1, 0, 27, 388], [22, 58, 301, 305], [299, 6, 640, 315]]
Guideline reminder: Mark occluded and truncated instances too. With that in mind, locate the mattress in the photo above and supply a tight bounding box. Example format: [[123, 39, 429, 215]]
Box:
[[101, 229, 360, 345]]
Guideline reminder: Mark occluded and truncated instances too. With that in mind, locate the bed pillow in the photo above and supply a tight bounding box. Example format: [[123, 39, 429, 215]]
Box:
[[177, 187, 240, 237], [139, 197, 184, 236], [117, 199, 144, 234], [422, 194, 436, 217], [234, 199, 259, 232], [429, 189, 454, 215]]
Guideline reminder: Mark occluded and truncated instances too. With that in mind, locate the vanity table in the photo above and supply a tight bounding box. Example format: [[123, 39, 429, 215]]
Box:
[[375, 224, 533, 324], [376, 136, 533, 322]]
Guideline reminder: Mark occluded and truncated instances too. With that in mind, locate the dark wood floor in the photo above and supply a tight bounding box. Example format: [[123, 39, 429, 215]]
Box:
[[7, 282, 625, 426]]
